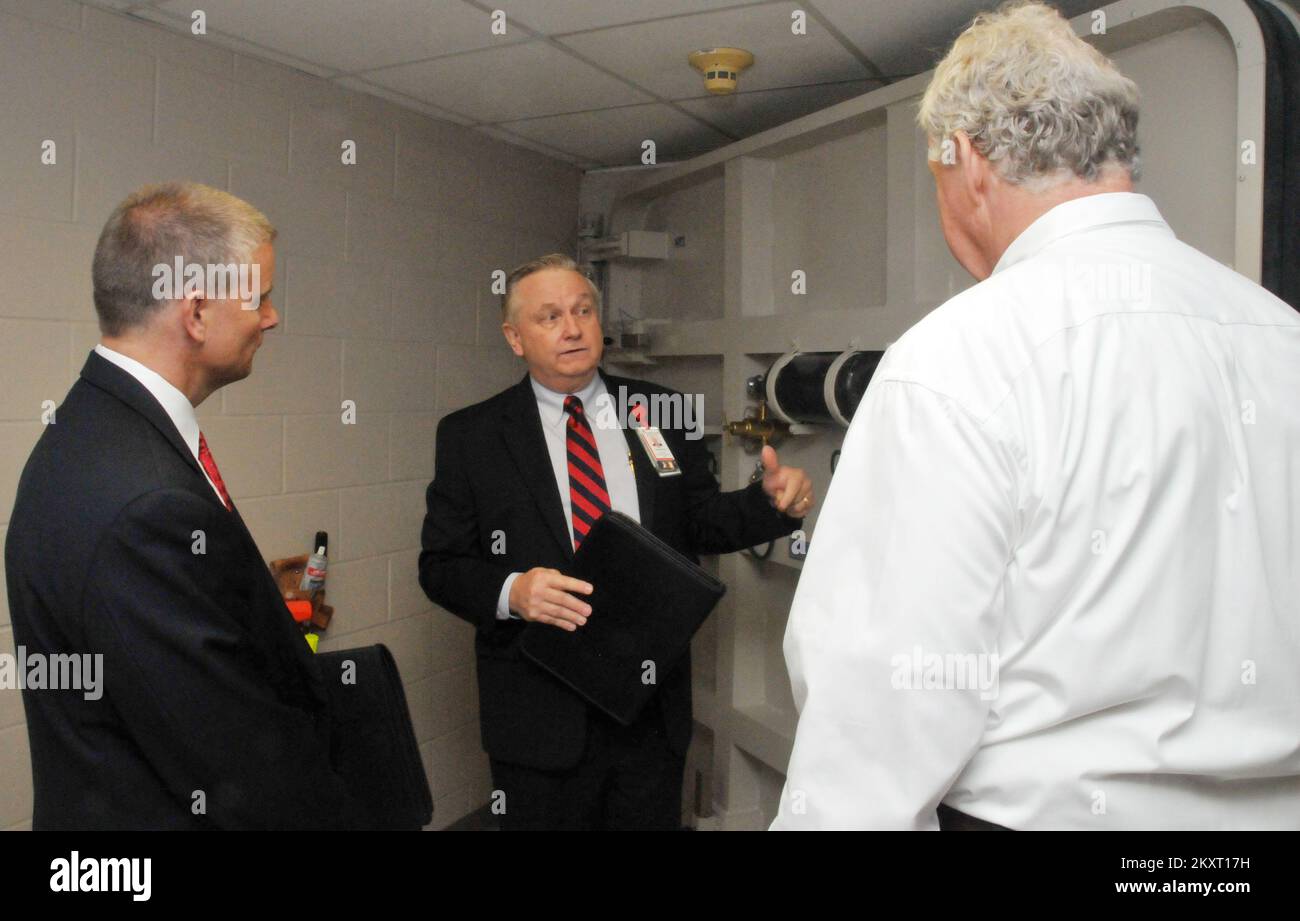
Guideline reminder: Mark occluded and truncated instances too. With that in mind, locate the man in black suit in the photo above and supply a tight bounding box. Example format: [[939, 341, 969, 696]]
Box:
[[419, 254, 815, 829], [4, 182, 372, 829]]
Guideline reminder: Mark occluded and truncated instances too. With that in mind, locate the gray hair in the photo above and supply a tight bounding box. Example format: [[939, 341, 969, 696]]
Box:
[[501, 253, 601, 323], [917, 0, 1140, 188], [92, 181, 276, 336]]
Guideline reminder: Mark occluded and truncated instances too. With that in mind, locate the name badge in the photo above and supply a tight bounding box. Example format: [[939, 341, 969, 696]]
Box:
[[635, 425, 681, 477], [631, 403, 681, 477]]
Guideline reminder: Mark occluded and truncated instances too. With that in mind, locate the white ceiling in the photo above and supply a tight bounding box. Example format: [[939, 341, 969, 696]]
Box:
[[87, 0, 1097, 169]]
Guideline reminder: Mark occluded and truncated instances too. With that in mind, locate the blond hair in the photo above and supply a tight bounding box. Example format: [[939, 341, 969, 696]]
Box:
[[917, 1, 1140, 188], [92, 182, 276, 335], [501, 253, 601, 323]]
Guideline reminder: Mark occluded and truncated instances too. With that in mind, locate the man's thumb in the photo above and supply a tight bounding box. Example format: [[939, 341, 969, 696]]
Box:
[[761, 444, 779, 473]]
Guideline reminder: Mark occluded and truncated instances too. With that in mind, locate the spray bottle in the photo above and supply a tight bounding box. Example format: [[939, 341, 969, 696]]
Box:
[[299, 531, 328, 593]]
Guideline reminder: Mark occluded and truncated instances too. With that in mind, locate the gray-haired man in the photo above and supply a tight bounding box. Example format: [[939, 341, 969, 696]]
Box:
[[776, 1, 1300, 830], [5, 182, 373, 829]]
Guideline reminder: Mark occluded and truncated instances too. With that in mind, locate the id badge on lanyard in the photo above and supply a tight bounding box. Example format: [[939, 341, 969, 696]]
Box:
[[631, 403, 682, 477]]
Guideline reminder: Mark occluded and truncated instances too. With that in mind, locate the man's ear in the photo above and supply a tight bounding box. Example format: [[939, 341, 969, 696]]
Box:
[[180, 296, 208, 344], [953, 130, 989, 205], [501, 321, 523, 357]]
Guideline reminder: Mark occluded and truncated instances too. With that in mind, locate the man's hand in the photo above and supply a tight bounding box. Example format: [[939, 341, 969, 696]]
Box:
[[760, 445, 816, 517], [509, 567, 593, 631]]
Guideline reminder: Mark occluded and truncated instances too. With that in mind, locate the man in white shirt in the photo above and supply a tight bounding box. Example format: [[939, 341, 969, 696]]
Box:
[[773, 0, 1300, 830]]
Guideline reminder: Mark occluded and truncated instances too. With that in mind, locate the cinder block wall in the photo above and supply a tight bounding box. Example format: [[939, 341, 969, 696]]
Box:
[[0, 0, 579, 829]]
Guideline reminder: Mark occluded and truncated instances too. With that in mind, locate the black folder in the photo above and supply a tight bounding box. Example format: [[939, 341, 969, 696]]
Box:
[[314, 643, 433, 829], [519, 511, 727, 725]]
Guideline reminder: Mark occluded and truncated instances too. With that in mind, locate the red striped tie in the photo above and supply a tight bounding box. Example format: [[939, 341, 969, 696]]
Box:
[[564, 395, 610, 550], [198, 432, 234, 512]]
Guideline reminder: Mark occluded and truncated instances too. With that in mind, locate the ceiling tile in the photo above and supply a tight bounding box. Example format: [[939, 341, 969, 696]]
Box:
[[810, 0, 1097, 78], [156, 0, 518, 74], [677, 79, 879, 136], [809, 0, 988, 77], [495, 0, 770, 36], [475, 126, 598, 169], [333, 75, 476, 124], [558, 1, 870, 100], [87, 0, 1111, 175], [497, 102, 730, 167], [364, 40, 653, 123]]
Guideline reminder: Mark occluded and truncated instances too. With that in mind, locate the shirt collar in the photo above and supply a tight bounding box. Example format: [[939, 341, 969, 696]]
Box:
[[93, 344, 202, 459], [530, 371, 607, 427], [992, 192, 1173, 275]]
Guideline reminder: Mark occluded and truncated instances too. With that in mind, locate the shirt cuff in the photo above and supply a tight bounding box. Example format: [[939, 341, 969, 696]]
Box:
[[496, 572, 523, 620]]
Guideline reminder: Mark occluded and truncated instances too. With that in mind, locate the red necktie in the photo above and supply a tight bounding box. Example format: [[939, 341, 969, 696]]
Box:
[[564, 395, 610, 550], [197, 432, 234, 512]]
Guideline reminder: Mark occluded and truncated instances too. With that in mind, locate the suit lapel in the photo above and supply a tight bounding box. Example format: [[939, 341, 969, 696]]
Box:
[[502, 374, 575, 561], [79, 351, 226, 513], [81, 351, 325, 706]]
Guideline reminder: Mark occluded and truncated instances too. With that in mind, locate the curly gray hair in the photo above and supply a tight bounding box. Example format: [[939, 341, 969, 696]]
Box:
[[917, 0, 1140, 188]]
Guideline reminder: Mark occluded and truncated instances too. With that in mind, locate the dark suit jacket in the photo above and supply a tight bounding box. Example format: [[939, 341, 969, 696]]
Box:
[[4, 351, 372, 829], [419, 368, 801, 770]]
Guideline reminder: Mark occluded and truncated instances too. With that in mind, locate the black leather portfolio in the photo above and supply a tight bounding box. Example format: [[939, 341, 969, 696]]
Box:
[[314, 643, 434, 829], [520, 511, 727, 725]]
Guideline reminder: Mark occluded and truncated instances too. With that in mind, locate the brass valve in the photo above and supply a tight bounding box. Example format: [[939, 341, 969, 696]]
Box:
[[723, 400, 789, 449]]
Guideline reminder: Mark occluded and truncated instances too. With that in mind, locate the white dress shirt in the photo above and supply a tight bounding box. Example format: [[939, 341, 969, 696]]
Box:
[[495, 372, 640, 619], [92, 344, 227, 506], [773, 193, 1300, 830]]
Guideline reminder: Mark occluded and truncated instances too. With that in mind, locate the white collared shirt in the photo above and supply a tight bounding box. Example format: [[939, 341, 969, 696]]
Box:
[[92, 344, 227, 506], [773, 193, 1300, 830], [495, 372, 640, 619]]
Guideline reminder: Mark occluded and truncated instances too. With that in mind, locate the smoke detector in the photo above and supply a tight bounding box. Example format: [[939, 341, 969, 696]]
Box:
[[688, 47, 754, 95]]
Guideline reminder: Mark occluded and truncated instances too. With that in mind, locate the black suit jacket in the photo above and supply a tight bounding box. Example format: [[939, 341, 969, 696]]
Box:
[[4, 351, 372, 829], [419, 368, 801, 770]]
